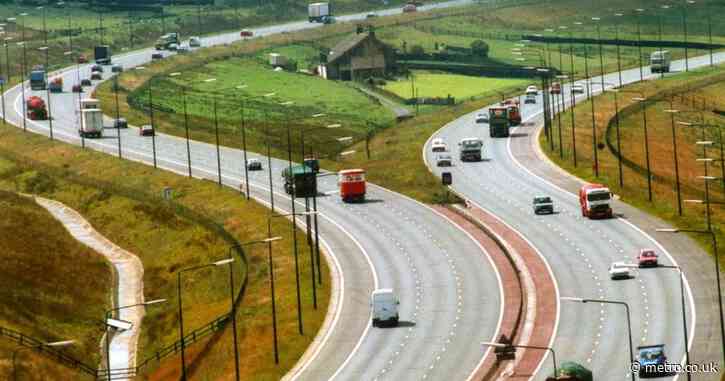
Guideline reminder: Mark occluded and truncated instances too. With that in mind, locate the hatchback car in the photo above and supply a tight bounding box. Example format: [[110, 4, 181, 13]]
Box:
[[80, 79, 92, 87], [436, 154, 453, 167], [526, 85, 538, 95], [72, 84, 83, 93], [240, 29, 254, 37], [246, 158, 263, 171], [525, 94, 537, 104], [475, 112, 489, 123], [549, 82, 562, 94], [431, 138, 447, 152], [91, 64, 103, 73], [609, 262, 632, 280], [189, 37, 201, 47], [571, 84, 585, 94], [533, 196, 554, 215], [139, 124, 155, 136], [151, 52, 163, 60], [113, 118, 128, 129], [111, 64, 123, 73], [90, 72, 102, 80], [637, 249, 659, 267]]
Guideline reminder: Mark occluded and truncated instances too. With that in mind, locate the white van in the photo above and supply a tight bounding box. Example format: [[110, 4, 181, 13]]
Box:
[[371, 288, 399, 327]]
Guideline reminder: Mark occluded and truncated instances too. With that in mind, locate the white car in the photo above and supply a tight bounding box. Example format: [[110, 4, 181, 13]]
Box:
[[526, 85, 538, 95], [572, 84, 585, 94], [609, 262, 632, 280], [436, 154, 453, 167], [475, 112, 489, 123], [189, 36, 201, 48], [431, 138, 447, 152], [168, 43, 179, 51]]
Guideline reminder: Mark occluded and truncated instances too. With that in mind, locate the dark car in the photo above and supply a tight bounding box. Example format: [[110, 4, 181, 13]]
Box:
[[151, 52, 163, 60], [533, 196, 554, 214], [246, 158, 263, 171], [91, 64, 103, 73], [90, 72, 102, 80], [111, 64, 123, 73], [113, 118, 128, 129], [139, 124, 155, 136], [80, 79, 92, 87], [72, 84, 83, 93]]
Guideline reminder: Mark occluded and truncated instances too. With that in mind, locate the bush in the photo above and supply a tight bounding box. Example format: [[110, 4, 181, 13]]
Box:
[[471, 40, 490, 57]]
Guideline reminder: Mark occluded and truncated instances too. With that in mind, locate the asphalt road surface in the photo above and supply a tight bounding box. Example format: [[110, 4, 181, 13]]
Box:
[[425, 53, 725, 379], [1, 1, 509, 380]]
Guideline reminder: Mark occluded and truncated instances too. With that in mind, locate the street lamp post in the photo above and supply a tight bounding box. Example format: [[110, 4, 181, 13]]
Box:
[[562, 297, 635, 381], [113, 74, 122, 158], [104, 299, 166, 381], [176, 258, 233, 380], [659, 5, 670, 79], [205, 78, 222, 186], [591, 17, 605, 93], [13, 340, 75, 381], [169, 72, 192, 177], [560, 26, 578, 166], [481, 342, 558, 377], [665, 104, 684, 215], [633, 96, 653, 201], [230, 237, 282, 369], [681, 0, 695, 72], [605, 86, 623, 187], [614, 13, 624, 89], [635, 9, 645, 81], [39, 46, 54, 140], [269, 211, 317, 336], [658, 264, 691, 380], [236, 85, 251, 199], [0, 36, 9, 124], [656, 228, 724, 363], [18, 41, 27, 132]]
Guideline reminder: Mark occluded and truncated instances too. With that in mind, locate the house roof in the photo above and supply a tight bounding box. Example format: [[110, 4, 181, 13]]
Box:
[[327, 33, 373, 64]]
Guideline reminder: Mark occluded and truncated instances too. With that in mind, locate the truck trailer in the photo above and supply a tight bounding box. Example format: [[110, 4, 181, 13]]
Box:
[[29, 70, 46, 90], [78, 98, 103, 138], [94, 45, 111, 65], [155, 33, 179, 50], [579, 183, 613, 218], [282, 164, 317, 197], [308, 2, 331, 23]]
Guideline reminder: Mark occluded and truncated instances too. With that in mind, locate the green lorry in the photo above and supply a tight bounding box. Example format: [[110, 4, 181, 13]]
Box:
[[282, 164, 317, 197], [488, 107, 510, 138]]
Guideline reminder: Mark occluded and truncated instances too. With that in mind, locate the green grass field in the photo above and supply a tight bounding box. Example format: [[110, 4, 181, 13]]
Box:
[[0, 120, 329, 380], [0, 189, 111, 380], [383, 71, 529, 99]]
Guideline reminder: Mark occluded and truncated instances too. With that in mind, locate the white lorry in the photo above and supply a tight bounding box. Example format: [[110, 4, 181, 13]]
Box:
[[371, 289, 399, 327], [650, 50, 671, 73], [78, 98, 104, 138], [308, 2, 331, 23]]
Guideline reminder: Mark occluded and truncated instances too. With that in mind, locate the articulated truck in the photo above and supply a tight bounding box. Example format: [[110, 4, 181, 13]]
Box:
[[650, 50, 671, 73], [308, 2, 331, 22], [78, 98, 103, 138], [579, 183, 613, 218]]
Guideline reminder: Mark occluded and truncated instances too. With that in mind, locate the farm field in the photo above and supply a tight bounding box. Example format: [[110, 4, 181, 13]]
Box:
[[383, 71, 529, 100]]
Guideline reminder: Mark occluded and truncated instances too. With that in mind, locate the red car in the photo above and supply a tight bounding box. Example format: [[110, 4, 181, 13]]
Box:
[[638, 249, 659, 267], [139, 124, 155, 136], [240, 29, 253, 37], [72, 84, 83, 93]]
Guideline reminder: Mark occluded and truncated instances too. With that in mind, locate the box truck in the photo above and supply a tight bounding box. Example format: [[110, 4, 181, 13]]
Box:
[[308, 2, 331, 22]]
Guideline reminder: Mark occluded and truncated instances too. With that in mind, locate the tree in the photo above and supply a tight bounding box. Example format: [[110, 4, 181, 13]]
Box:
[[470, 40, 490, 57], [409, 44, 425, 57]]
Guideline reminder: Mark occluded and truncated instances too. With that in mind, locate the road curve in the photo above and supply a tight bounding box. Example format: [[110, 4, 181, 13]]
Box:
[[426, 53, 725, 379], [1, 1, 506, 380]]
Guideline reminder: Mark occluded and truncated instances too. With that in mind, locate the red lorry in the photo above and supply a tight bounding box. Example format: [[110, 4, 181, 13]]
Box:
[[339, 169, 366, 203], [579, 183, 613, 218], [26, 96, 48, 120], [501, 98, 522, 126]]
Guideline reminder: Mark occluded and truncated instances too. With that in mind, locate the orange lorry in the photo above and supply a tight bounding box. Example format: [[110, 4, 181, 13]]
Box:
[[339, 169, 366, 203], [26, 96, 47, 120], [501, 98, 522, 126]]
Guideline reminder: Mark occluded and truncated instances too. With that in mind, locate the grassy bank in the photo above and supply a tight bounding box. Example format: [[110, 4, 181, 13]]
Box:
[[383, 71, 528, 99], [0, 190, 111, 380], [539, 63, 725, 265], [0, 120, 329, 380]]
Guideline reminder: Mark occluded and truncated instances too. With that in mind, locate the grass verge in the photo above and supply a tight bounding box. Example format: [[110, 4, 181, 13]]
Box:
[[0, 120, 329, 380], [0, 190, 111, 380]]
